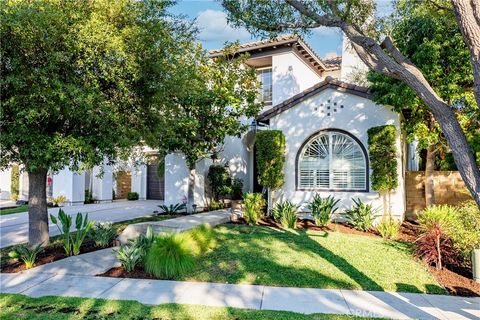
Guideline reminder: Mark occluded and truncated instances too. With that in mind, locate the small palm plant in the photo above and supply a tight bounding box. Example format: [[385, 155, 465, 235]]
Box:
[[307, 194, 340, 227], [272, 201, 298, 229], [158, 203, 186, 215], [8, 244, 44, 269], [344, 198, 378, 231]]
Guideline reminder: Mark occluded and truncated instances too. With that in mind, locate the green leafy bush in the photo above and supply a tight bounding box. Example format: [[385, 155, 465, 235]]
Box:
[[89, 222, 116, 248], [344, 198, 378, 231], [186, 224, 216, 255], [115, 243, 143, 272], [450, 201, 480, 259], [307, 194, 340, 226], [10, 164, 19, 200], [50, 210, 95, 256], [158, 203, 186, 214], [127, 192, 139, 200], [376, 215, 400, 240], [144, 233, 196, 279], [8, 244, 44, 269], [367, 125, 398, 193], [207, 164, 232, 201], [255, 130, 285, 189], [231, 178, 244, 200], [208, 200, 225, 211], [271, 201, 298, 229], [243, 192, 266, 225]]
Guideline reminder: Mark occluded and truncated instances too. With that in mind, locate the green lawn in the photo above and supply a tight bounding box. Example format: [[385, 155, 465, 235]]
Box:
[[0, 204, 28, 215], [0, 294, 376, 320], [180, 224, 445, 294]]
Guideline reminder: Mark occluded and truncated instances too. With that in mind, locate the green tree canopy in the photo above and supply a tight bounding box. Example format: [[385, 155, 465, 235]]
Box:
[[0, 0, 195, 245]]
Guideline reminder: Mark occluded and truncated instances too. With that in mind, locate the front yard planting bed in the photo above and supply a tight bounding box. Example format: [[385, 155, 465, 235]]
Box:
[[0, 204, 28, 215], [0, 293, 377, 320], [102, 222, 447, 295], [0, 214, 180, 273]]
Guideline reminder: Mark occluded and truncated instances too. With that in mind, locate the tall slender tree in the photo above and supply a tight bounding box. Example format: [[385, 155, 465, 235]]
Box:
[[0, 0, 195, 246], [221, 0, 480, 208]]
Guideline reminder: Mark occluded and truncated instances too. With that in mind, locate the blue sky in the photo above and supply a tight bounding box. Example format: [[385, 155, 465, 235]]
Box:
[[169, 0, 344, 58]]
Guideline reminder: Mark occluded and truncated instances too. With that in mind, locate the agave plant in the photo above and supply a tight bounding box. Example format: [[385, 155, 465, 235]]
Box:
[[115, 243, 143, 272], [158, 203, 186, 215], [344, 198, 378, 231], [307, 194, 340, 226], [271, 201, 298, 229]]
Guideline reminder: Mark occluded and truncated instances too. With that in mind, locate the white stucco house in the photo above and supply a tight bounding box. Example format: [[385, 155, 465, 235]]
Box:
[[1, 34, 412, 220]]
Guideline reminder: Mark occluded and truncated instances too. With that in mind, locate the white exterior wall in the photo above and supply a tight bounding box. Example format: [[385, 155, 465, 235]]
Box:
[[340, 35, 369, 85], [18, 170, 29, 201], [92, 163, 113, 203], [0, 168, 11, 200], [164, 154, 210, 209], [52, 168, 85, 206], [272, 52, 322, 105], [269, 87, 406, 220], [131, 164, 147, 200]]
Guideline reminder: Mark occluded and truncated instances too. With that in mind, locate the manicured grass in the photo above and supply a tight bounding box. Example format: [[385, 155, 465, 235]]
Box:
[[0, 294, 376, 320], [181, 224, 445, 294], [0, 204, 28, 215]]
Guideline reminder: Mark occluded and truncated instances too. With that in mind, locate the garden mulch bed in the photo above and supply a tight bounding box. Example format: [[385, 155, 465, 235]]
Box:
[[99, 266, 155, 279], [0, 240, 113, 273]]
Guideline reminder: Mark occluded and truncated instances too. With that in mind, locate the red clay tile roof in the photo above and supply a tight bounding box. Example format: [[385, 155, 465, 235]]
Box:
[[210, 34, 340, 73], [257, 77, 372, 121]]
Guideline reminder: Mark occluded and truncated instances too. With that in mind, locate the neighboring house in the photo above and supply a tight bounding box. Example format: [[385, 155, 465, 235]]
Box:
[[0, 34, 411, 220]]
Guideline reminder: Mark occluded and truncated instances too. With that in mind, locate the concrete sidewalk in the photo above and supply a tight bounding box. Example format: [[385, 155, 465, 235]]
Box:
[[0, 200, 164, 248], [1, 248, 479, 319]]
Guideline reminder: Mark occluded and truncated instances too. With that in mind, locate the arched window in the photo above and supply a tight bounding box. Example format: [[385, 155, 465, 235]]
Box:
[[297, 130, 368, 191]]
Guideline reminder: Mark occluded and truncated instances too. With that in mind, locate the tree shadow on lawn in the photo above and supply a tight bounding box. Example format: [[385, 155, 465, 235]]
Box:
[[189, 225, 383, 291]]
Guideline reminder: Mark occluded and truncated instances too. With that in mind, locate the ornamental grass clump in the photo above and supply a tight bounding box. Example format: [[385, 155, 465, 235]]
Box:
[[144, 233, 196, 279], [307, 194, 340, 226], [186, 224, 216, 255], [271, 201, 298, 229], [344, 198, 378, 231], [243, 192, 266, 225]]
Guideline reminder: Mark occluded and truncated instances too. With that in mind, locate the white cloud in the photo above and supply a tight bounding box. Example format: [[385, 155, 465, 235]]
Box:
[[196, 9, 252, 44], [312, 26, 341, 38]]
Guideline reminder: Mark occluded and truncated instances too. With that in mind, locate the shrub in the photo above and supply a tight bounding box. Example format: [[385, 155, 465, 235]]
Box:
[[115, 243, 143, 272], [367, 125, 398, 193], [144, 233, 196, 279], [344, 198, 377, 231], [158, 203, 186, 215], [307, 194, 340, 226], [127, 192, 139, 200], [415, 205, 460, 269], [376, 215, 400, 240], [271, 201, 298, 229], [231, 178, 244, 200], [10, 164, 19, 200], [208, 200, 225, 211], [89, 222, 116, 248], [186, 224, 216, 255], [255, 130, 285, 190], [50, 210, 95, 256], [84, 189, 93, 204], [49, 195, 67, 207], [8, 244, 44, 269], [207, 164, 231, 201], [243, 192, 265, 225], [450, 201, 480, 259]]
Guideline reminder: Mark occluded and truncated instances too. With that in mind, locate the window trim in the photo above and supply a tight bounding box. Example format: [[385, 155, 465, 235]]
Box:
[[257, 66, 273, 105], [295, 129, 370, 192]]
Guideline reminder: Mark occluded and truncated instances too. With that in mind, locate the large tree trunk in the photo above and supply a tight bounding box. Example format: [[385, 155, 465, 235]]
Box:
[[425, 144, 436, 207], [452, 0, 480, 110], [187, 166, 196, 214], [28, 168, 49, 247]]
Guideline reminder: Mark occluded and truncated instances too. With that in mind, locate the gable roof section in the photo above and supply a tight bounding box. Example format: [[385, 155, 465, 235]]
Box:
[[210, 35, 341, 74], [257, 77, 372, 121]]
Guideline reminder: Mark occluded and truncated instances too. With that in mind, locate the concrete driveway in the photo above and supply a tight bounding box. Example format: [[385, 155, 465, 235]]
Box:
[[0, 200, 163, 248]]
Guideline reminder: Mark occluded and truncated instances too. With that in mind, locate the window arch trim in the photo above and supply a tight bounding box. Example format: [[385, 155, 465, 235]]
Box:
[[295, 128, 369, 192]]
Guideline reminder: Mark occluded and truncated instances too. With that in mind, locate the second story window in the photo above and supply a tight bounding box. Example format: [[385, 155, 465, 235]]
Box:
[[257, 67, 272, 105]]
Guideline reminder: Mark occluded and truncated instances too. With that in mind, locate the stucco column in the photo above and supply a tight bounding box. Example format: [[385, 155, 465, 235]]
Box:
[[92, 163, 114, 203], [131, 164, 147, 200], [52, 168, 85, 206], [0, 168, 12, 200]]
